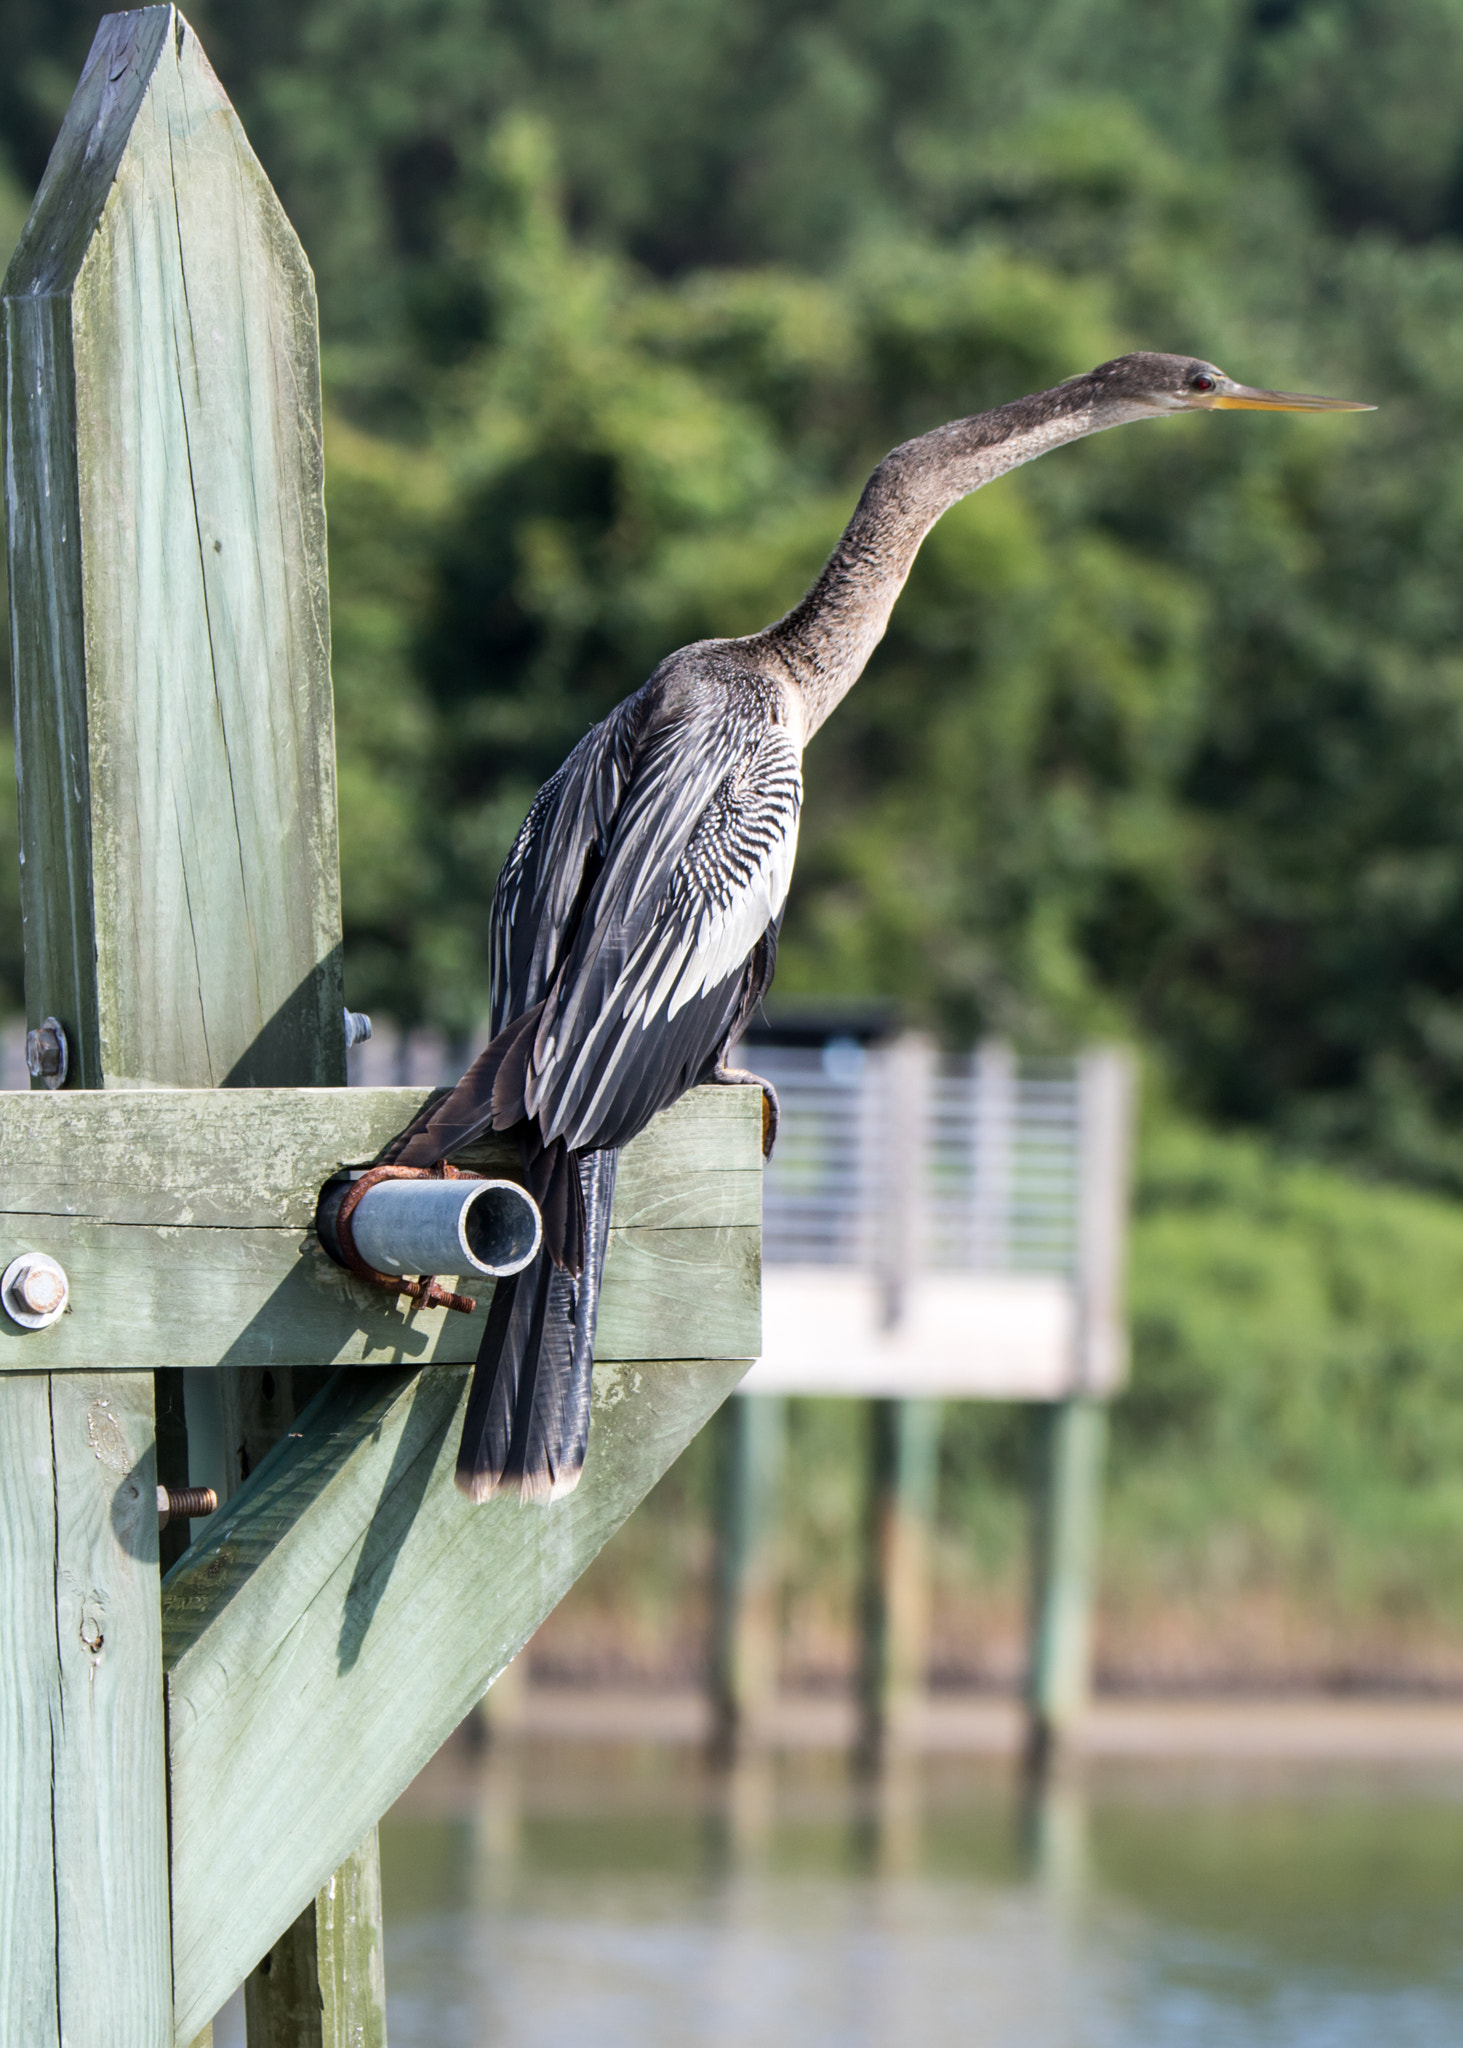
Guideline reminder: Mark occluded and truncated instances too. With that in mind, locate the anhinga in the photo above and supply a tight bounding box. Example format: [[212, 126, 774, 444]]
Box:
[[386, 351, 1369, 1503]]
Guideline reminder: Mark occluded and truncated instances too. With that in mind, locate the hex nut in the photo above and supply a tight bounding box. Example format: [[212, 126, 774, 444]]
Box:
[[2, 1253, 70, 1330], [25, 1017, 69, 1090]]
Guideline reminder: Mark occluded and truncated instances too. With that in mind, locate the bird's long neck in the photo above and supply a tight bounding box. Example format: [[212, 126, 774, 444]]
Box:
[[757, 383, 1128, 736]]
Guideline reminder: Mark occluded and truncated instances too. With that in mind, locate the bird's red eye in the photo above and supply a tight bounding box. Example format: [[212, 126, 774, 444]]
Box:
[[1191, 374, 1216, 393]]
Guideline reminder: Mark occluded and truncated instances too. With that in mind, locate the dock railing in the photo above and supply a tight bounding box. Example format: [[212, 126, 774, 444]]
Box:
[[718, 1033, 1136, 1767]]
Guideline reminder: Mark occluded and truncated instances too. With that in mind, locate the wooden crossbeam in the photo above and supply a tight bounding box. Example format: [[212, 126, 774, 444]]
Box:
[[0, 1085, 761, 1371], [162, 1343, 752, 2043]]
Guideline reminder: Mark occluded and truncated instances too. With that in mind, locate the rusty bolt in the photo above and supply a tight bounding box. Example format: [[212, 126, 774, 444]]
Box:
[[18, 1263, 64, 1315], [25, 1016, 69, 1089], [413, 1276, 476, 1315], [156, 1485, 219, 1529], [1, 1253, 70, 1330]]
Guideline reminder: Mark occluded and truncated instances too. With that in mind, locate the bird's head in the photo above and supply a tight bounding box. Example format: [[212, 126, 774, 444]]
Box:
[[1081, 351, 1373, 419]]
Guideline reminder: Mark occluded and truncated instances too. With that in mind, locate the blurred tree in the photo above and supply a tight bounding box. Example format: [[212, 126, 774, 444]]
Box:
[[6, 2, 1463, 1193]]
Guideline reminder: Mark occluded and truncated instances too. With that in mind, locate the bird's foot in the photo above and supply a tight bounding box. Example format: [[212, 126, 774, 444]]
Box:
[[711, 1062, 780, 1158]]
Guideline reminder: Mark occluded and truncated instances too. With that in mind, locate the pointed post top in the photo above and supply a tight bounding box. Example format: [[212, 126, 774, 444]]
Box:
[[8, 9, 183, 299], [5, 5, 345, 1089]]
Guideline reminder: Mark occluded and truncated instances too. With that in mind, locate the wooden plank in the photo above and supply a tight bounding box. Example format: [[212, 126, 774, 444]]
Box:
[[0, 1082, 759, 1228], [164, 1354, 751, 2042], [5, 10, 357, 2042], [5, 6, 343, 1087], [0, 1218, 757, 1371], [0, 1377, 62, 2045], [598, 1226, 760, 1359], [313, 1832, 388, 2048], [0, 1088, 761, 1372], [243, 1832, 386, 2048], [744, 1268, 1079, 1399], [50, 1372, 173, 2045]]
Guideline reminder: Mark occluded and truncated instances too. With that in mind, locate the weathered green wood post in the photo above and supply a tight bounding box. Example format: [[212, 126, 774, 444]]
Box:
[[856, 1396, 941, 1767], [1025, 1395, 1107, 1765], [3, 9, 344, 2043], [1025, 1047, 1134, 1765], [709, 1392, 787, 1755]]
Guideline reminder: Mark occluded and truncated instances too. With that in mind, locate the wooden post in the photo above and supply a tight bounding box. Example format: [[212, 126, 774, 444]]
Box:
[[857, 1397, 941, 1767], [1, 9, 355, 2042], [1024, 1048, 1134, 1766], [709, 1393, 787, 1755], [211, 1369, 385, 2045], [245, 1830, 387, 2048], [1025, 1395, 1107, 1765]]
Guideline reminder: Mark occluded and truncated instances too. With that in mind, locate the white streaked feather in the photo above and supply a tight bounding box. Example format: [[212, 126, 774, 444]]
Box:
[[664, 816, 798, 1019], [503, 683, 804, 1150]]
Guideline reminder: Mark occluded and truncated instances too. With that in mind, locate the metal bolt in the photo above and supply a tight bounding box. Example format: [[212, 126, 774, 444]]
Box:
[[156, 1485, 219, 1529], [343, 1008, 372, 1050], [18, 1264, 64, 1315], [25, 1016, 69, 1089], [1, 1253, 70, 1330]]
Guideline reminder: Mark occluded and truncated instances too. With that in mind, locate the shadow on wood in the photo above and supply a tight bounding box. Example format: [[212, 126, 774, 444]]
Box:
[[163, 1345, 755, 2041]]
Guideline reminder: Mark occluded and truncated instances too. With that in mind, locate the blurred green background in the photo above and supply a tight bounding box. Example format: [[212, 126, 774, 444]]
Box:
[[7, 0, 1463, 1686]]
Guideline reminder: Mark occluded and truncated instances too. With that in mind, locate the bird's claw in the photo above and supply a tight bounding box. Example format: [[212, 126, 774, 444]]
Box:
[[711, 1062, 780, 1158], [759, 1080, 780, 1159]]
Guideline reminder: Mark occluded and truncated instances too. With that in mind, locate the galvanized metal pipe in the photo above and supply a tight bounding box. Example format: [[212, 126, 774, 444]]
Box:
[[324, 1175, 542, 1282]]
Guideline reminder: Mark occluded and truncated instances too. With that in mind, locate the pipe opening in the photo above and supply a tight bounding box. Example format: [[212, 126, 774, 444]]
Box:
[[460, 1181, 542, 1274]]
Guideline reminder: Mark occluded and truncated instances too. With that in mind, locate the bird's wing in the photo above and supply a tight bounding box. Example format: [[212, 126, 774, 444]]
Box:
[[521, 697, 803, 1152], [489, 694, 645, 1032]]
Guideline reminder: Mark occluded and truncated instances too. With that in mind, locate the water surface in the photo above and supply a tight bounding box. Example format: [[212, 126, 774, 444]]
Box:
[[366, 1741, 1463, 2048]]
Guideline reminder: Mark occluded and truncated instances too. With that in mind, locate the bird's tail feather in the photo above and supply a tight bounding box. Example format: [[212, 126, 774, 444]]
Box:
[[455, 1148, 618, 1503]]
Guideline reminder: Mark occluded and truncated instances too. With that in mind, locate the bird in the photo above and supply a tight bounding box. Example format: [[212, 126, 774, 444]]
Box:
[[384, 351, 1369, 1504]]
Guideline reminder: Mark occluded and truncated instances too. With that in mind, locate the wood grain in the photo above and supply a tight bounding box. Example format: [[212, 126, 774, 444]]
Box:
[[164, 1355, 751, 2042], [0, 1375, 175, 2047], [242, 1830, 386, 2048], [0, 1087, 762, 1371], [0, 1217, 758, 1370], [0, 1377, 62, 2045], [5, 7, 344, 1088], [50, 1372, 173, 2046], [3, 16, 763, 2048], [0, 1082, 760, 1229], [2, 10, 353, 2042]]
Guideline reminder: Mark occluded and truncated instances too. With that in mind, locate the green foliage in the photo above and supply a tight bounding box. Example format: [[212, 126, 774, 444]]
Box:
[[935, 1106, 1463, 1633], [1107, 1109, 1463, 1632]]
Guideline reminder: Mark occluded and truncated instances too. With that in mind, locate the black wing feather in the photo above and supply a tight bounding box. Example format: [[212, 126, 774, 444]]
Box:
[[521, 698, 802, 1151]]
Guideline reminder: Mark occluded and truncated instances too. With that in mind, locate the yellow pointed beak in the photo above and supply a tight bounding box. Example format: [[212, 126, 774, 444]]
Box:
[[1212, 386, 1374, 412]]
